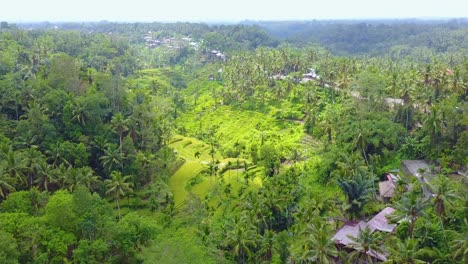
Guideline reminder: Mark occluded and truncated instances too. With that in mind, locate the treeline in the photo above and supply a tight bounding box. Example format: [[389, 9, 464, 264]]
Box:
[[249, 19, 468, 57]]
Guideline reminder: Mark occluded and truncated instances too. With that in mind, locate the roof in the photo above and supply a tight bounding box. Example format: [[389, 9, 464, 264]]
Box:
[[401, 160, 433, 178], [332, 221, 368, 246], [379, 181, 396, 198], [367, 207, 396, 233]]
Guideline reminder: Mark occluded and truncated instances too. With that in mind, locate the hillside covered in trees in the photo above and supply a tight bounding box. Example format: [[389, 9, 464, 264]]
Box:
[[0, 20, 467, 263]]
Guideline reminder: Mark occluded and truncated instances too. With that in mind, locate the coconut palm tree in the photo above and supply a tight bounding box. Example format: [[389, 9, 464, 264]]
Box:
[[225, 214, 258, 264], [347, 226, 384, 264], [71, 99, 88, 126], [105, 171, 133, 220], [23, 147, 46, 188], [65, 167, 100, 192], [450, 219, 468, 263], [0, 171, 15, 198], [2, 148, 27, 187], [34, 163, 57, 191], [425, 175, 459, 219], [386, 238, 425, 264], [291, 218, 338, 264], [111, 112, 129, 150], [100, 143, 124, 173], [258, 229, 275, 262], [391, 196, 429, 238], [337, 172, 373, 219]]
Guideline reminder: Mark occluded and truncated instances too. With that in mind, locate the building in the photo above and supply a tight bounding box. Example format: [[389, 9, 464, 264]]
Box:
[[401, 160, 435, 198], [332, 207, 396, 261]]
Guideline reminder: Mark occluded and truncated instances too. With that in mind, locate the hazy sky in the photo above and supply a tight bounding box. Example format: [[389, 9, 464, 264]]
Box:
[[1, 0, 467, 22]]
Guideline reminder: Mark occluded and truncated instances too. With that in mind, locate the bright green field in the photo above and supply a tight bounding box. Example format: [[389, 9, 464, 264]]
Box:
[[168, 105, 314, 210], [168, 134, 263, 208], [177, 105, 305, 152]]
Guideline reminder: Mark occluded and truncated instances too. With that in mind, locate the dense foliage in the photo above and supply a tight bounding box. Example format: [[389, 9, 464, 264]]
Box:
[[0, 20, 467, 263]]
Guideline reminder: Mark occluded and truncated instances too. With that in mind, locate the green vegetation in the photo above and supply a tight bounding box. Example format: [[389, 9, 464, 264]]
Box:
[[0, 20, 467, 263]]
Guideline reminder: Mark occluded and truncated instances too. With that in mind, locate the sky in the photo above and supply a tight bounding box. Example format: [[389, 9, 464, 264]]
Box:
[[1, 0, 467, 22]]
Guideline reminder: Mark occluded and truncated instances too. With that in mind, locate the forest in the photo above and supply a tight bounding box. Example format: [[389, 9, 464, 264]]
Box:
[[0, 19, 467, 263]]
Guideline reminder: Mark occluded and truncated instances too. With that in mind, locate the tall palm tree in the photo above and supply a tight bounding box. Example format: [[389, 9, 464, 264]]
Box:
[[71, 99, 88, 126], [2, 149, 27, 187], [34, 163, 57, 191], [111, 112, 129, 150], [105, 171, 133, 220], [347, 226, 384, 264], [391, 196, 429, 238], [423, 105, 443, 147], [225, 214, 258, 264], [258, 229, 276, 262], [450, 219, 468, 263], [291, 218, 338, 263], [0, 171, 15, 198], [337, 173, 373, 219], [425, 175, 459, 219], [386, 238, 425, 264], [65, 167, 101, 192], [23, 147, 46, 188], [100, 143, 124, 173]]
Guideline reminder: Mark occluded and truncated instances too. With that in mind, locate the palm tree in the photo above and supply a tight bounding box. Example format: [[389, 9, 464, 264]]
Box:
[[65, 167, 100, 192], [45, 142, 69, 167], [337, 173, 373, 219], [225, 214, 258, 264], [450, 219, 468, 263], [353, 130, 369, 166], [34, 163, 57, 191], [391, 196, 429, 238], [258, 229, 275, 262], [105, 171, 133, 220], [23, 147, 46, 188], [333, 152, 368, 179], [111, 112, 129, 150], [423, 105, 443, 147], [425, 175, 459, 219], [291, 218, 338, 263], [0, 171, 15, 198], [100, 143, 124, 173], [2, 149, 27, 187], [347, 226, 384, 264], [386, 238, 425, 264], [71, 99, 88, 126]]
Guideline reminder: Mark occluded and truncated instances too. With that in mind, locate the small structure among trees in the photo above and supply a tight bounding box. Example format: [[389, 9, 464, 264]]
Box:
[[332, 207, 396, 261]]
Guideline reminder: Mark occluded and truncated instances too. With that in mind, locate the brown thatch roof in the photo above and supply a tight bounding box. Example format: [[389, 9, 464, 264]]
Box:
[[379, 181, 396, 198]]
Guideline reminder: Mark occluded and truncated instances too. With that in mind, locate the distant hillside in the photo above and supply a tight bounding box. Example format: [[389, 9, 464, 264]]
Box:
[[243, 19, 468, 56]]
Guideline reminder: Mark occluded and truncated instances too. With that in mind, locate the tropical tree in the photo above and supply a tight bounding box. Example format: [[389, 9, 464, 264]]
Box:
[[71, 99, 88, 126], [34, 163, 57, 191], [290, 217, 338, 263], [347, 226, 384, 264], [337, 173, 373, 219], [105, 171, 133, 219], [391, 196, 429, 238], [100, 143, 124, 173], [425, 175, 459, 219], [23, 147, 46, 188], [1, 148, 27, 187], [225, 214, 258, 264], [257, 229, 276, 262], [0, 171, 15, 198], [386, 238, 425, 264], [111, 112, 129, 149], [450, 219, 468, 263], [65, 167, 100, 192]]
